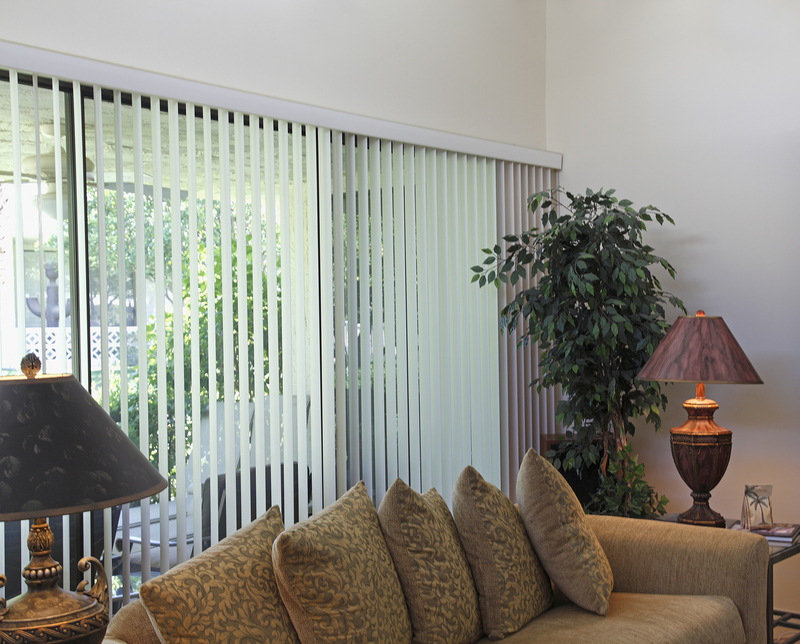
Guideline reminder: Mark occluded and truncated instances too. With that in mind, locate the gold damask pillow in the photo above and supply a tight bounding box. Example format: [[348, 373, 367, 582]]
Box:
[[378, 479, 483, 644], [516, 448, 613, 615], [272, 481, 413, 644], [452, 466, 553, 640], [139, 505, 298, 644]]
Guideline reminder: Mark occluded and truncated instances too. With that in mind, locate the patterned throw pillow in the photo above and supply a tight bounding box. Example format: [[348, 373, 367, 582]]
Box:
[[139, 505, 299, 644], [452, 466, 553, 640], [378, 479, 483, 644], [516, 448, 613, 615], [272, 481, 413, 644]]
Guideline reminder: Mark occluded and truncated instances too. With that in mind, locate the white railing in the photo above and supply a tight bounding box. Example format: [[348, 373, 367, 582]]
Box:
[[25, 326, 138, 368]]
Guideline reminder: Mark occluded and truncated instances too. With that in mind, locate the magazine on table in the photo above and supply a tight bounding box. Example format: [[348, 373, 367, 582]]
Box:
[[731, 522, 800, 543]]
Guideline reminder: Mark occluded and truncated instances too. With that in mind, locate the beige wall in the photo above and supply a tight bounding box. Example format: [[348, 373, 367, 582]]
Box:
[[0, 0, 547, 150], [547, 0, 800, 612]]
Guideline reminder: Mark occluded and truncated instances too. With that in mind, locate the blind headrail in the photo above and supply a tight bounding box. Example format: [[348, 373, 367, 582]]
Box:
[[0, 41, 563, 170]]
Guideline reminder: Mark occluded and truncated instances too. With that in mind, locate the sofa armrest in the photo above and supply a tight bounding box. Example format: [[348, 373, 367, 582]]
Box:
[[106, 600, 160, 644], [586, 514, 769, 644]]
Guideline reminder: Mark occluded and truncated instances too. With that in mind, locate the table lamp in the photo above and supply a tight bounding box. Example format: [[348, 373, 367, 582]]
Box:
[[0, 354, 168, 644], [636, 311, 762, 527]]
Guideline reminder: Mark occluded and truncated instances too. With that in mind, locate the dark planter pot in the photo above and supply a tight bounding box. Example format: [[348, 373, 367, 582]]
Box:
[[558, 462, 601, 508], [543, 436, 601, 508]]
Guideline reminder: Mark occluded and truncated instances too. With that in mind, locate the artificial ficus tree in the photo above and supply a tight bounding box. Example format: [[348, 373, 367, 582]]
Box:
[[473, 187, 686, 517]]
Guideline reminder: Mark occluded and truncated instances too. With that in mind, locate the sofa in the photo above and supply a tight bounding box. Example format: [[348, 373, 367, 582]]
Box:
[[105, 449, 769, 644]]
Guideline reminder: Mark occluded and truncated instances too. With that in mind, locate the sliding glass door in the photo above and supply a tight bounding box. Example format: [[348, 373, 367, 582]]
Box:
[[0, 65, 557, 612]]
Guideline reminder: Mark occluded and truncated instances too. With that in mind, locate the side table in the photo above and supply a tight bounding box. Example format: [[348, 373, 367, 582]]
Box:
[[768, 541, 800, 644]]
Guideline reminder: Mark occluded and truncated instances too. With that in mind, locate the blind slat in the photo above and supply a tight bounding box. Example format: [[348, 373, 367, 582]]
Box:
[[233, 112, 251, 528], [415, 149, 432, 493], [403, 148, 422, 492], [203, 105, 220, 549], [318, 128, 337, 508], [357, 136, 372, 497], [292, 122, 307, 522], [187, 103, 203, 553], [369, 139, 385, 505], [306, 126, 323, 515], [150, 98, 170, 575], [277, 120, 295, 525], [393, 143, 410, 485], [218, 110, 237, 539], [169, 99, 187, 566], [264, 119, 282, 516], [381, 141, 398, 491], [345, 135, 360, 488], [251, 116, 266, 519], [331, 132, 348, 499], [133, 93, 152, 578]]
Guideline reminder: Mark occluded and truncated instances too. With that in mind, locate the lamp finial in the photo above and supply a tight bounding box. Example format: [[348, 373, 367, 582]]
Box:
[[20, 353, 41, 378]]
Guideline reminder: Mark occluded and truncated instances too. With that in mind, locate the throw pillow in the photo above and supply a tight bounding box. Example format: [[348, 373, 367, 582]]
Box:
[[139, 505, 299, 644], [452, 465, 553, 640], [516, 448, 613, 615], [378, 478, 483, 644], [272, 481, 413, 644]]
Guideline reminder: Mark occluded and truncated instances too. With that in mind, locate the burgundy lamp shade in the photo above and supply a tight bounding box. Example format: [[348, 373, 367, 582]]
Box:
[[637, 314, 762, 384], [0, 373, 167, 521]]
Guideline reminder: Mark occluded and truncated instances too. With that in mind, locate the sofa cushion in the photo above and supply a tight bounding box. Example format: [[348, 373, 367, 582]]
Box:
[[138, 505, 298, 644], [452, 466, 553, 640], [516, 448, 613, 615], [472, 592, 745, 644], [378, 479, 483, 644], [272, 481, 413, 644]]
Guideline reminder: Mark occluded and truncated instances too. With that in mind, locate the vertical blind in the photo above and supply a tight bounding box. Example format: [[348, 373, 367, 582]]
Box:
[[0, 69, 559, 608], [496, 162, 563, 499]]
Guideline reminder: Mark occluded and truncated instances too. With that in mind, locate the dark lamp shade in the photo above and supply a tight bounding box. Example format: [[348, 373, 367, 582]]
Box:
[[0, 373, 168, 521], [637, 314, 763, 384]]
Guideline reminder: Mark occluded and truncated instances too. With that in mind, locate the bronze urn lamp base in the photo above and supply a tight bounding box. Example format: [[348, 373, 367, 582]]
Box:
[[670, 385, 731, 527], [0, 518, 109, 644]]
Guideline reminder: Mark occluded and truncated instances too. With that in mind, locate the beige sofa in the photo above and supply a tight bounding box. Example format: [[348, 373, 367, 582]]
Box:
[[105, 459, 768, 644]]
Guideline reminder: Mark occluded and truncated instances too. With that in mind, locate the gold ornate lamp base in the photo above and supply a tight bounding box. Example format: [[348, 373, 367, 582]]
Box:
[[0, 518, 109, 644], [670, 384, 732, 528]]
